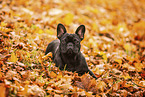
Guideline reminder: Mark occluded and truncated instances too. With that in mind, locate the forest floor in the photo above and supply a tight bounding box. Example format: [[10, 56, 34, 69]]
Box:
[[0, 0, 145, 96]]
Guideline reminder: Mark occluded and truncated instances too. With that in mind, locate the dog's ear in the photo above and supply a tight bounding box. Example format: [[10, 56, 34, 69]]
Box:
[[57, 23, 66, 39], [75, 25, 85, 40]]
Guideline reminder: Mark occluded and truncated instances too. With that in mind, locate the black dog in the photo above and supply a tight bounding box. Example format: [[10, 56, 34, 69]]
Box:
[[45, 23, 98, 79]]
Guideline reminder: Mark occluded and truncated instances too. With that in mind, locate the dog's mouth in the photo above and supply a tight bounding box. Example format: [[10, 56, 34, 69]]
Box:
[[67, 48, 73, 55]]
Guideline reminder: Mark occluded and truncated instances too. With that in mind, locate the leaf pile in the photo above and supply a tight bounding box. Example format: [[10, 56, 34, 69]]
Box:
[[0, 0, 145, 96]]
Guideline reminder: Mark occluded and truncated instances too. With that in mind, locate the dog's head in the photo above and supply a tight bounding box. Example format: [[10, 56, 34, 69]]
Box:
[[57, 23, 85, 56]]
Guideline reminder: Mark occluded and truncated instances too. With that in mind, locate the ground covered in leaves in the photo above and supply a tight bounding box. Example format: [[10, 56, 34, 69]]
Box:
[[0, 0, 145, 96]]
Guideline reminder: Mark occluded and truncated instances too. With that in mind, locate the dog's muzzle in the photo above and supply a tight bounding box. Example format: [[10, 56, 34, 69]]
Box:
[[67, 43, 73, 49], [67, 43, 74, 54]]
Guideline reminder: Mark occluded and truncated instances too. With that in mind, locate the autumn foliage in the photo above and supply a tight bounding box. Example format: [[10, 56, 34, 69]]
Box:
[[0, 0, 145, 96]]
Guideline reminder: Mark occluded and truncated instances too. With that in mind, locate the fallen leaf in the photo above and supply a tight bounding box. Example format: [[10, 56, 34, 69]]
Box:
[[9, 52, 18, 63], [0, 83, 6, 97]]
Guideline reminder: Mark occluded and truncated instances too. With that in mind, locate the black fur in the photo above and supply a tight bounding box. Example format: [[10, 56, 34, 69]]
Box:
[[45, 23, 98, 79]]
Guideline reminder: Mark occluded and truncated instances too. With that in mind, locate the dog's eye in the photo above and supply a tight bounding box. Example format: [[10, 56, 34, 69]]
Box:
[[74, 39, 78, 42], [74, 40, 79, 44]]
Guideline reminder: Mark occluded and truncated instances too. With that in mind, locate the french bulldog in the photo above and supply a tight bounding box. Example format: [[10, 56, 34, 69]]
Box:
[[45, 23, 98, 79]]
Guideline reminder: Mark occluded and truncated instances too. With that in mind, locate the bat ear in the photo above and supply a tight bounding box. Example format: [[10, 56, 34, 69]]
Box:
[[57, 23, 67, 39], [75, 25, 85, 40]]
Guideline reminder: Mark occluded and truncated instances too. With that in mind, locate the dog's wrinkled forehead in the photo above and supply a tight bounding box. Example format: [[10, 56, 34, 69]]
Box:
[[60, 33, 80, 41]]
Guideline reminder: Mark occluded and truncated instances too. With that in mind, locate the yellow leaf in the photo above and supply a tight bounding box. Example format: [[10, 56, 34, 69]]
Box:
[[62, 13, 74, 25], [124, 43, 132, 51], [37, 29, 44, 34], [3, 28, 12, 32], [78, 17, 84, 23], [92, 23, 99, 31], [116, 24, 127, 33], [100, 51, 107, 61], [115, 59, 122, 64], [57, 72, 63, 79], [9, 52, 18, 63], [91, 9, 99, 14], [100, 19, 111, 26], [86, 6, 99, 15], [24, 80, 30, 85], [1, 22, 7, 27], [122, 73, 131, 80], [26, 52, 30, 58], [39, 58, 42, 63], [102, 54, 107, 61], [45, 29, 54, 35], [97, 81, 106, 91]]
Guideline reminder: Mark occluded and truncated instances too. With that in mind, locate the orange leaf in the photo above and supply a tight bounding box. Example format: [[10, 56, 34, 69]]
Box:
[[0, 83, 6, 97], [49, 71, 57, 78], [42, 52, 52, 60], [134, 63, 144, 72]]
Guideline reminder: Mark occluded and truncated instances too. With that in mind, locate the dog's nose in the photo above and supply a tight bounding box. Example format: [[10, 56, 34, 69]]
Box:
[[67, 43, 73, 49], [68, 43, 73, 47]]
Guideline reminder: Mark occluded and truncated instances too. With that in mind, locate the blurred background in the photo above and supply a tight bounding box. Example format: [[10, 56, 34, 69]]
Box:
[[1, 0, 145, 48]]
